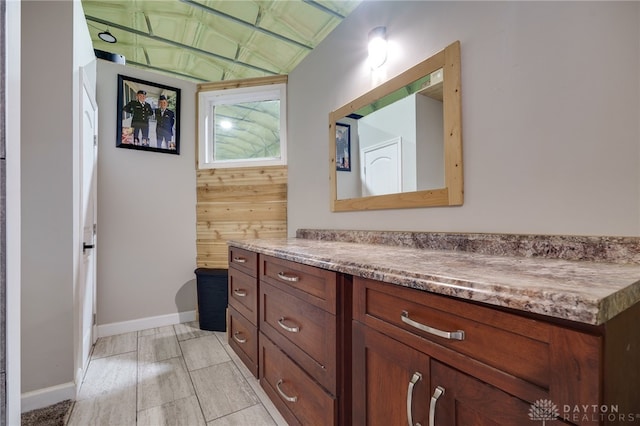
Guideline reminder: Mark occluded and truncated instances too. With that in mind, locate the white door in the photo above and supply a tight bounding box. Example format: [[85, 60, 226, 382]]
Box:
[[361, 137, 402, 196], [78, 69, 98, 384]]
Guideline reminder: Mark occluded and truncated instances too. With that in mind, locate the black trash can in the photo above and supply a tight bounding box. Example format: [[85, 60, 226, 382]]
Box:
[[194, 268, 228, 331]]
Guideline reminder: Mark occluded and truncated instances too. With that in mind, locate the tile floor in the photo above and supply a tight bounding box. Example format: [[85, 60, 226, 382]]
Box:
[[67, 321, 288, 425]]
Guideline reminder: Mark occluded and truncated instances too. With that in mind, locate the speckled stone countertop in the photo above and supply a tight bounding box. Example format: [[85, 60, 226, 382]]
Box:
[[228, 237, 640, 326]]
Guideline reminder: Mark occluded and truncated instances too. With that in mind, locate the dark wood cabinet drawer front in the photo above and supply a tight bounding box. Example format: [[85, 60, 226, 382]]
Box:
[[228, 246, 258, 277], [260, 255, 337, 314], [260, 281, 337, 392], [430, 360, 568, 426], [260, 333, 337, 426], [228, 267, 258, 325], [228, 307, 258, 377], [354, 277, 552, 390]]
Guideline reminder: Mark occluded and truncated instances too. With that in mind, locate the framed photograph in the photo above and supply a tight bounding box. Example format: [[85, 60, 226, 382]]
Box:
[[117, 74, 180, 155], [336, 122, 351, 171]]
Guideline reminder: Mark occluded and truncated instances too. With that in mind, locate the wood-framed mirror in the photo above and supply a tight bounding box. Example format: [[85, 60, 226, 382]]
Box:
[[329, 41, 462, 211]]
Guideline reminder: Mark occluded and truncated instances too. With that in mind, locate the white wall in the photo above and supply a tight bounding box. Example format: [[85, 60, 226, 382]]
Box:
[[21, 0, 95, 399], [288, 1, 640, 237], [96, 61, 197, 327], [416, 95, 444, 190], [6, 0, 22, 422]]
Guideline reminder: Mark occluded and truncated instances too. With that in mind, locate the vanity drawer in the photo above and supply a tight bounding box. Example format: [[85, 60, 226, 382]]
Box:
[[260, 333, 337, 426], [260, 255, 337, 314], [228, 246, 258, 277], [228, 267, 258, 325], [353, 277, 552, 390], [260, 281, 337, 392], [228, 307, 258, 377]]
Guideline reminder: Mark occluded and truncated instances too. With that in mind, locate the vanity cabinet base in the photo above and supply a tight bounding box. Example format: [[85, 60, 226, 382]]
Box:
[[227, 244, 640, 425], [227, 247, 259, 378], [352, 276, 639, 426]]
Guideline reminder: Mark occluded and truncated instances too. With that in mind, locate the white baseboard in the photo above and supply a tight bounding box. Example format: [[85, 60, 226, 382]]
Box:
[[97, 310, 197, 338], [21, 382, 75, 413]]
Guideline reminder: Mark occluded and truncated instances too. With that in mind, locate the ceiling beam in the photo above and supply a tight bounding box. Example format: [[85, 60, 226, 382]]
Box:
[[86, 15, 279, 76], [180, 0, 314, 51], [303, 0, 347, 19], [126, 60, 209, 82]]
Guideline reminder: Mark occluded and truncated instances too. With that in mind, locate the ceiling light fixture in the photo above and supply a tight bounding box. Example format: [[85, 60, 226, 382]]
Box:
[[367, 26, 388, 69], [98, 29, 117, 44]]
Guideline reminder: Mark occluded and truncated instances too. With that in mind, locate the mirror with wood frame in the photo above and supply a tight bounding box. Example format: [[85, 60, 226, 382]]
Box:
[[329, 41, 462, 211]]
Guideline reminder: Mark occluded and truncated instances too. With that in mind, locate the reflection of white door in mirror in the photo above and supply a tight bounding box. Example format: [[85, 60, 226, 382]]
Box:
[[362, 137, 402, 196]]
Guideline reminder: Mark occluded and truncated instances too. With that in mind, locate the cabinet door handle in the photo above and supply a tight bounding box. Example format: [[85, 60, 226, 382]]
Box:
[[232, 256, 247, 263], [429, 386, 445, 426], [407, 372, 423, 426], [233, 289, 247, 297], [401, 311, 465, 341], [232, 332, 247, 344], [277, 271, 300, 282], [276, 379, 298, 403], [277, 317, 300, 333]]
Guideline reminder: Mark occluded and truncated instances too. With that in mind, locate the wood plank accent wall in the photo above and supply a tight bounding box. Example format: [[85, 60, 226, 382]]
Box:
[[196, 75, 289, 268], [196, 165, 288, 268]]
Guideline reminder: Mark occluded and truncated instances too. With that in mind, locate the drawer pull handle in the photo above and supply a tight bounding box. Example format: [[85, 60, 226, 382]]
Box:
[[232, 256, 247, 263], [276, 379, 298, 403], [277, 317, 300, 333], [233, 289, 247, 297], [407, 372, 423, 426], [401, 311, 465, 341], [232, 332, 247, 344], [429, 386, 445, 426], [277, 272, 300, 282]]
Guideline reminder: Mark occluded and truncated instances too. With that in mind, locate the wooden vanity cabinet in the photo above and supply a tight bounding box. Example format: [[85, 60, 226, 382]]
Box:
[[227, 247, 259, 377], [258, 254, 351, 426], [227, 244, 640, 425], [352, 276, 638, 426]]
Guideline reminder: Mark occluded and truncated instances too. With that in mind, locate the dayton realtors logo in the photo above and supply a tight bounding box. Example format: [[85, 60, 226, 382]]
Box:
[[529, 399, 559, 425], [529, 399, 640, 424]]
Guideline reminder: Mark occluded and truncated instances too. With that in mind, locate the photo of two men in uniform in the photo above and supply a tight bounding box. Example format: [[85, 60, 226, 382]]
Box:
[[117, 75, 181, 154]]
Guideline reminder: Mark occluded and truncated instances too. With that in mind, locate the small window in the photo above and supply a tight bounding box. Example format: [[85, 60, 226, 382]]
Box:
[[198, 83, 287, 169]]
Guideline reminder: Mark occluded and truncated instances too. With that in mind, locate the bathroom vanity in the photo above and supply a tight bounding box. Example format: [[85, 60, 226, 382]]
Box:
[[227, 232, 640, 426]]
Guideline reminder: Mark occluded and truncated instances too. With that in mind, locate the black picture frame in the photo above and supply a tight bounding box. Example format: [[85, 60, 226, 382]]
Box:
[[117, 74, 180, 155], [336, 122, 351, 171]]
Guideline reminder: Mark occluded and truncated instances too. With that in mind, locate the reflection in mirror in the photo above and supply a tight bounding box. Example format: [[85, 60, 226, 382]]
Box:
[[329, 41, 462, 211], [337, 68, 444, 199]]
